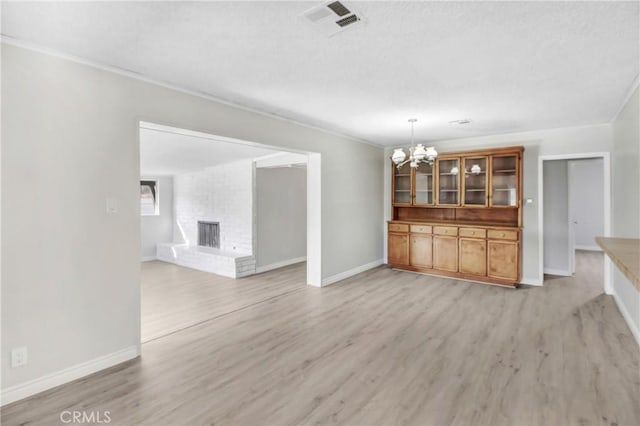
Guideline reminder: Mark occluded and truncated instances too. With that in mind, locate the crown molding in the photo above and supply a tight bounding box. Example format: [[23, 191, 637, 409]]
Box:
[[610, 73, 639, 124], [1, 35, 383, 149]]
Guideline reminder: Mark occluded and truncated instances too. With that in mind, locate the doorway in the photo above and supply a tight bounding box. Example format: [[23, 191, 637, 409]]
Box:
[[539, 153, 611, 293], [138, 122, 322, 343]]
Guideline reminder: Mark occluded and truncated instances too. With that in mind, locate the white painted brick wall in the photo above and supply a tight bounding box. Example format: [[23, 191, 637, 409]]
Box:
[[157, 244, 256, 278], [173, 160, 253, 255]]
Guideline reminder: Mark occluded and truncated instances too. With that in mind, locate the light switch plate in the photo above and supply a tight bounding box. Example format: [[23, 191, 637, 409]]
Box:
[[11, 347, 28, 368]]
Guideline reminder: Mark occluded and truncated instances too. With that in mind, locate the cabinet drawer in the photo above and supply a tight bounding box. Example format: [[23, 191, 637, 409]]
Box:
[[433, 226, 458, 236], [487, 229, 518, 241], [389, 223, 409, 233], [410, 224, 432, 234], [459, 227, 486, 238]]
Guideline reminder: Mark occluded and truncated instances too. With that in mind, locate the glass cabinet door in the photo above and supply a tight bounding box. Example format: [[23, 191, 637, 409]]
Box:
[[437, 158, 460, 205], [414, 162, 434, 205], [491, 155, 518, 206], [392, 162, 412, 205], [463, 156, 488, 206]]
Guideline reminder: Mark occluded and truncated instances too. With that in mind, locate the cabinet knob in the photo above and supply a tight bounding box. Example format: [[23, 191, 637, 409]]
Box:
[[444, 230, 448, 233], [501, 233, 505, 237], [471, 231, 475, 235]]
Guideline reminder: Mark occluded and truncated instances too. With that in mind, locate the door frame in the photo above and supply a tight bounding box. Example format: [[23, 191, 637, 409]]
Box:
[[139, 121, 323, 287], [537, 152, 611, 294]]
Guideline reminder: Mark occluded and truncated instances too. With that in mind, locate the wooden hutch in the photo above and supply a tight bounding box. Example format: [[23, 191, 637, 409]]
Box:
[[388, 146, 524, 287]]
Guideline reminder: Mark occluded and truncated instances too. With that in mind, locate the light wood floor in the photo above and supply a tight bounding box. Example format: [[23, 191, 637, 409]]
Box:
[[2, 252, 639, 426], [141, 261, 305, 342]]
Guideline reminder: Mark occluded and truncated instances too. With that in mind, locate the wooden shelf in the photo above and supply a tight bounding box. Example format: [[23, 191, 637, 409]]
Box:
[[493, 188, 514, 192], [440, 189, 458, 192], [493, 169, 516, 173], [395, 190, 410, 192], [395, 174, 411, 177], [416, 190, 433, 192]]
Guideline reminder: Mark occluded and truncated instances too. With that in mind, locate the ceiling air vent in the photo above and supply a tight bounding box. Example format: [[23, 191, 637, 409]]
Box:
[[301, 1, 365, 37]]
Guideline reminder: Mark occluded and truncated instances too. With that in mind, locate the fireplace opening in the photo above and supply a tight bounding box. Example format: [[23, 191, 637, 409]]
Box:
[[198, 221, 220, 249]]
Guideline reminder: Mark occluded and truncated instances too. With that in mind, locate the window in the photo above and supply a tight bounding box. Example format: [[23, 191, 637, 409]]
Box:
[[140, 180, 159, 216]]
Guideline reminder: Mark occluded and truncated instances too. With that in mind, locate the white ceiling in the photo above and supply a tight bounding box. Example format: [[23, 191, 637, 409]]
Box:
[[140, 126, 279, 176], [2, 1, 638, 146]]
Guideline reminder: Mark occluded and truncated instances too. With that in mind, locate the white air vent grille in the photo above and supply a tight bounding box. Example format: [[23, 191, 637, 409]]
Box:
[[301, 1, 365, 37]]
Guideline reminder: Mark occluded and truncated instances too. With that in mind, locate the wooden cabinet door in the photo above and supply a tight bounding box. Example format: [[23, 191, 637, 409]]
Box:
[[490, 154, 519, 207], [436, 158, 460, 206], [459, 238, 487, 276], [388, 233, 409, 265], [488, 240, 518, 280], [410, 234, 432, 268], [392, 162, 412, 206], [433, 236, 458, 272]]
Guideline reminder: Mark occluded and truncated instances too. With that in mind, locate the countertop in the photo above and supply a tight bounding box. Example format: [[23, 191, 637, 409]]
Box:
[[596, 237, 640, 291]]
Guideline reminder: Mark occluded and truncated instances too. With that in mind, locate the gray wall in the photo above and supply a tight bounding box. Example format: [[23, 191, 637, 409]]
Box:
[[140, 176, 174, 260], [256, 167, 307, 269], [612, 86, 640, 339], [1, 45, 384, 391], [385, 124, 613, 284], [569, 159, 604, 251], [543, 160, 570, 275]]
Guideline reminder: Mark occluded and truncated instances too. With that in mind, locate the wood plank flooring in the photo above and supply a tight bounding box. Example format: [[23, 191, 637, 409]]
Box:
[[141, 260, 305, 342], [2, 252, 639, 426]]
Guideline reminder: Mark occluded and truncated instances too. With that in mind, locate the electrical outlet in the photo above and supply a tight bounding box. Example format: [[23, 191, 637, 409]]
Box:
[[11, 347, 28, 368]]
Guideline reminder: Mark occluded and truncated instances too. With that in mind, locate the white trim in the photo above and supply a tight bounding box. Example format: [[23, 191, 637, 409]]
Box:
[[0, 345, 140, 406], [612, 290, 640, 348], [574, 245, 603, 252], [519, 277, 543, 286], [538, 152, 611, 293], [611, 73, 640, 123], [306, 153, 322, 287], [255, 257, 307, 274], [141, 256, 157, 262], [321, 259, 384, 287], [543, 268, 572, 277], [2, 36, 382, 149]]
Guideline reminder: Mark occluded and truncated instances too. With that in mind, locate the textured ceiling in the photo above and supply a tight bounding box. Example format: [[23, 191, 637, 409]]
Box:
[[140, 126, 279, 176], [2, 1, 639, 146]]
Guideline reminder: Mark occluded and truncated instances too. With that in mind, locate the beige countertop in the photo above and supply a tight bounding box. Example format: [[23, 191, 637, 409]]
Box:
[[596, 237, 640, 291]]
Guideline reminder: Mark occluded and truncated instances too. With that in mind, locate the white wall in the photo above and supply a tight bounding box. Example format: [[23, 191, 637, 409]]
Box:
[[384, 123, 613, 284], [173, 160, 253, 254], [256, 167, 307, 271], [140, 176, 173, 260], [569, 159, 604, 251], [543, 160, 570, 275], [612, 85, 640, 343], [1, 44, 384, 398]]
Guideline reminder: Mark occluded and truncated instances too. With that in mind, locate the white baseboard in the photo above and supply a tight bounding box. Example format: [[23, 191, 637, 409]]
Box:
[[520, 276, 544, 286], [575, 245, 603, 252], [612, 290, 640, 348], [141, 256, 157, 262], [543, 268, 572, 277], [255, 256, 306, 274], [322, 259, 384, 287], [0, 345, 140, 406]]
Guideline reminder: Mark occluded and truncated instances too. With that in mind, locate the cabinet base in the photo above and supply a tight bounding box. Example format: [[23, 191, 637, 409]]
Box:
[[388, 264, 519, 288]]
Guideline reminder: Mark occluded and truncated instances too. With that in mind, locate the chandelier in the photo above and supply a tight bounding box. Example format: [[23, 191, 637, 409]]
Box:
[[391, 118, 438, 169]]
